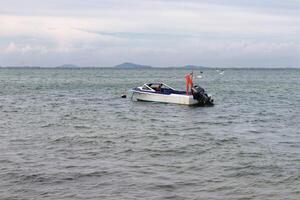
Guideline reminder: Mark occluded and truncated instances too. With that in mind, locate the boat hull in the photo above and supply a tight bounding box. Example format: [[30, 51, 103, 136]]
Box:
[[133, 91, 199, 105]]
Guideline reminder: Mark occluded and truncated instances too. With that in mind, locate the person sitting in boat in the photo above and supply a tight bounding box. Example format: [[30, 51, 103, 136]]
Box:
[[156, 84, 162, 92], [149, 83, 162, 92], [185, 72, 193, 95]]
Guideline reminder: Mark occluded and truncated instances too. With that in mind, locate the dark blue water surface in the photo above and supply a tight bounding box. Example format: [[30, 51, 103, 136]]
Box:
[[0, 68, 299, 200]]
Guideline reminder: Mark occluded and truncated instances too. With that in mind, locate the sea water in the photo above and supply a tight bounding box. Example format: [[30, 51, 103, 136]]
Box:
[[0, 68, 299, 199]]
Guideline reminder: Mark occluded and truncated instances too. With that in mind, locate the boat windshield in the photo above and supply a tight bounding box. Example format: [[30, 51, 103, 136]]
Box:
[[141, 83, 175, 92], [148, 83, 162, 91], [142, 85, 152, 90], [146, 83, 174, 92]]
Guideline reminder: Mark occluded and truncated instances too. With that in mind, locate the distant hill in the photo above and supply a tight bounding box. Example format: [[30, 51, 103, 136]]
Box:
[[55, 64, 80, 68], [114, 62, 152, 69], [183, 65, 207, 69]]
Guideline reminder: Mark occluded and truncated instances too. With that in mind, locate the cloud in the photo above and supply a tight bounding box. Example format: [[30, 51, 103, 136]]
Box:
[[3, 42, 47, 54], [0, 0, 299, 67]]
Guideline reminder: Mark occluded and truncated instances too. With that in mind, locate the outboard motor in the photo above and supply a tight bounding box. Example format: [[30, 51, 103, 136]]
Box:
[[191, 85, 214, 105]]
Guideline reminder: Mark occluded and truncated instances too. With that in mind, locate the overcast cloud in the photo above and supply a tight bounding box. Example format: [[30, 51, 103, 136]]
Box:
[[0, 0, 299, 67]]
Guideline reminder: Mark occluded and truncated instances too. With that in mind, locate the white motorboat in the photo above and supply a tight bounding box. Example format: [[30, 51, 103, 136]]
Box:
[[131, 83, 214, 106]]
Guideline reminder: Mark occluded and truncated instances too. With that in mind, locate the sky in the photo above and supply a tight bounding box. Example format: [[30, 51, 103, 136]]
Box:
[[0, 0, 299, 67]]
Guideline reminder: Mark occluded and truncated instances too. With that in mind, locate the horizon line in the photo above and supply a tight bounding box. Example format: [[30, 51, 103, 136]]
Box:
[[0, 66, 299, 69]]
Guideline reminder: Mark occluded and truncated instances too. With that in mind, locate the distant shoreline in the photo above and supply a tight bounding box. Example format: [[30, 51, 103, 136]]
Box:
[[1, 62, 298, 69], [0, 66, 299, 70]]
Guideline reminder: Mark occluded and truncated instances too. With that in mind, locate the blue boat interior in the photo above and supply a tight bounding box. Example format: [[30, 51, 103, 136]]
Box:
[[160, 88, 186, 95]]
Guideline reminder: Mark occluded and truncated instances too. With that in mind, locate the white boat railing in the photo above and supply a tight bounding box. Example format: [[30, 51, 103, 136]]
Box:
[[142, 84, 156, 91], [161, 83, 175, 90], [134, 83, 176, 92]]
